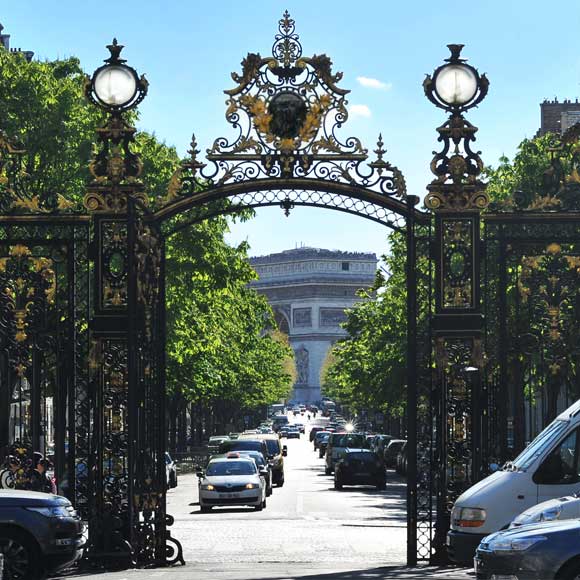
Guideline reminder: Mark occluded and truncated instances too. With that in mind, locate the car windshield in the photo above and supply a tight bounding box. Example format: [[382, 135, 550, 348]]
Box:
[[220, 440, 263, 453], [333, 434, 369, 448], [206, 461, 256, 476], [512, 419, 568, 470], [264, 439, 280, 455]]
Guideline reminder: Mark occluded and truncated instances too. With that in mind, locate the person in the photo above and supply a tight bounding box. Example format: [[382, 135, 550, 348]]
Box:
[[0, 456, 21, 489], [29, 457, 53, 493]]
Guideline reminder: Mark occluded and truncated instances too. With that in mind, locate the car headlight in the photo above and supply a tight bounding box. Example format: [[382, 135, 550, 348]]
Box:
[[452, 507, 486, 528], [245, 483, 257, 489], [201, 484, 215, 491], [488, 536, 546, 552], [26, 506, 76, 518]]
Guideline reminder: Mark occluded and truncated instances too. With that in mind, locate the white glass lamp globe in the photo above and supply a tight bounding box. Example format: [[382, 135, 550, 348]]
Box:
[[93, 65, 137, 107], [434, 64, 477, 106]]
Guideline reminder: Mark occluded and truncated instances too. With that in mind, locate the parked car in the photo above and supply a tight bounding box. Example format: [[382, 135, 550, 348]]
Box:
[[313, 431, 331, 451], [239, 433, 287, 487], [396, 442, 408, 475], [334, 449, 386, 491], [165, 452, 177, 489], [448, 399, 580, 565], [197, 454, 267, 512], [475, 519, 580, 580], [0, 490, 85, 579], [384, 439, 406, 469], [371, 434, 393, 458], [510, 493, 580, 529]]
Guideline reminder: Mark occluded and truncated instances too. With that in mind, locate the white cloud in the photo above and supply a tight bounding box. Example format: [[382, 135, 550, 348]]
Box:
[[356, 76, 392, 91], [349, 104, 372, 118]]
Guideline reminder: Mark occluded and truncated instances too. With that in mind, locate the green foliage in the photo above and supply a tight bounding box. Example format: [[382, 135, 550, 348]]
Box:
[[0, 47, 102, 206], [165, 220, 294, 415], [322, 233, 413, 418]]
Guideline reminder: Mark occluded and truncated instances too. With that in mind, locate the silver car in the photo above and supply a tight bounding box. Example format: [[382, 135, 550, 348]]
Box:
[[198, 454, 267, 512]]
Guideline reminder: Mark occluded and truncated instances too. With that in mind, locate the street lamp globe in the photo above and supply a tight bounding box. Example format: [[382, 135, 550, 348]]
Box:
[[434, 64, 477, 107], [86, 38, 147, 113], [93, 65, 138, 107]]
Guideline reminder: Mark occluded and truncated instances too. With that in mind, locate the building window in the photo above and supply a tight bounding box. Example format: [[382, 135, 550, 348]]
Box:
[[293, 307, 312, 327], [320, 308, 348, 327], [342, 262, 349, 271]]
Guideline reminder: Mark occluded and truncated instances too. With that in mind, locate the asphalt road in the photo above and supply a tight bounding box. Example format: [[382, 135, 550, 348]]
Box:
[[54, 418, 473, 580]]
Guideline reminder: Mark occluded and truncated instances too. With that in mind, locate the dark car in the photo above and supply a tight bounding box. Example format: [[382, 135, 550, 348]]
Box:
[[313, 431, 330, 451], [474, 519, 580, 580], [0, 490, 85, 579], [218, 438, 269, 461], [318, 434, 330, 458], [384, 439, 406, 469], [334, 449, 386, 490]]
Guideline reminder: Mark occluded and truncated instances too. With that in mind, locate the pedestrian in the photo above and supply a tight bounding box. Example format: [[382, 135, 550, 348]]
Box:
[[0, 456, 21, 489], [29, 457, 53, 493]]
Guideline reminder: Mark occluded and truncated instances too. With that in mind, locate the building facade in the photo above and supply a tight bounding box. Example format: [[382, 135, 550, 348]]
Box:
[[0, 22, 34, 62], [249, 248, 377, 402], [538, 98, 580, 136]]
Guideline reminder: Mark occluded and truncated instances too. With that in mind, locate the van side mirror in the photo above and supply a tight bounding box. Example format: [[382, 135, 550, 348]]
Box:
[[196, 471, 204, 478], [282, 446, 288, 457]]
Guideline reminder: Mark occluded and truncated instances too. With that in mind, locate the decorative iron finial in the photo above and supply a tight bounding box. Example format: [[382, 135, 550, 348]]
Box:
[[280, 196, 294, 216], [272, 10, 302, 68], [445, 44, 466, 64], [185, 133, 206, 173], [374, 134, 386, 163], [105, 38, 126, 65]]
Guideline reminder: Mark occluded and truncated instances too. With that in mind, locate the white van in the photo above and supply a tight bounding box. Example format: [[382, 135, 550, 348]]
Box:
[[447, 399, 580, 564]]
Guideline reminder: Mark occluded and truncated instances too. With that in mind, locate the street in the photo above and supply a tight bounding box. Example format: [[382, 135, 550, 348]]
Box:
[[53, 417, 473, 580]]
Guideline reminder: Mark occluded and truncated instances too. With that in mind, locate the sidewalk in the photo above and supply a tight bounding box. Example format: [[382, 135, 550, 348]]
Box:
[[53, 563, 475, 580]]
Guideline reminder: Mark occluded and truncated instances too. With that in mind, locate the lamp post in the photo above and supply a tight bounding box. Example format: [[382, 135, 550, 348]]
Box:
[[84, 40, 148, 563], [424, 45, 489, 562]]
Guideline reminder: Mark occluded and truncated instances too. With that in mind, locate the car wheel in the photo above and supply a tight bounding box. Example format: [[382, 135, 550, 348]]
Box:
[[334, 478, 343, 490], [319, 450, 324, 458], [0, 530, 41, 580], [170, 472, 178, 488], [266, 484, 272, 497], [325, 466, 332, 475], [200, 506, 212, 513], [557, 558, 580, 580], [277, 476, 284, 487], [262, 496, 267, 508], [254, 503, 263, 512], [376, 480, 386, 491]]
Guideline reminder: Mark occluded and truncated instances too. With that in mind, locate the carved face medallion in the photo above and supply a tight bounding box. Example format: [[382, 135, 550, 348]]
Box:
[[268, 92, 307, 139]]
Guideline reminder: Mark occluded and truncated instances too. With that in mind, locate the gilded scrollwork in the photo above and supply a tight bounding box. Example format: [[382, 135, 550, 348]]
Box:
[[157, 11, 407, 214]]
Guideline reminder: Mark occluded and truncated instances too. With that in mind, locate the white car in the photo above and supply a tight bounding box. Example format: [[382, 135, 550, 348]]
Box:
[[198, 453, 267, 512], [510, 493, 580, 528]]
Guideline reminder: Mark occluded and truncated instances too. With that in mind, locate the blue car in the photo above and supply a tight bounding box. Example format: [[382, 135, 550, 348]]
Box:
[[475, 519, 580, 579]]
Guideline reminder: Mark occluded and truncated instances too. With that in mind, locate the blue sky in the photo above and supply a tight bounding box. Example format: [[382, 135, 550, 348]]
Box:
[[3, 1, 580, 259]]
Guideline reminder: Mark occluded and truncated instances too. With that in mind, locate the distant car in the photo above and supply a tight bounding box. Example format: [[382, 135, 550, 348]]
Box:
[[285, 427, 300, 439], [297, 423, 305, 434], [396, 442, 408, 475], [475, 519, 580, 580], [325, 432, 369, 475], [218, 439, 269, 460], [197, 454, 267, 512], [371, 434, 393, 458], [309, 426, 325, 442], [313, 431, 330, 451], [334, 449, 386, 491], [239, 434, 287, 487], [0, 490, 85, 579], [317, 433, 330, 458], [165, 452, 177, 488], [279, 427, 290, 438]]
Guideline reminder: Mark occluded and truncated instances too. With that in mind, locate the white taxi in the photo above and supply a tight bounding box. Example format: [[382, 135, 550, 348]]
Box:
[[198, 453, 267, 512]]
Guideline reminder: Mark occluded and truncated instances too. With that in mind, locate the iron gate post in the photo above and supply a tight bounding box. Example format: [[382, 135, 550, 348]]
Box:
[[406, 194, 419, 566], [423, 45, 490, 562]]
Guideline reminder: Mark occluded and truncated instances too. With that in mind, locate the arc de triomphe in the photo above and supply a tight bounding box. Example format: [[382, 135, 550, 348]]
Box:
[[250, 248, 377, 402]]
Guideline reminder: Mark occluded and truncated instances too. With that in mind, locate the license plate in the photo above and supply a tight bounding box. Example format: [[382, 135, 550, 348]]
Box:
[[221, 493, 240, 498]]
